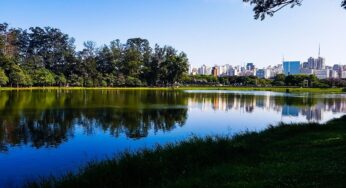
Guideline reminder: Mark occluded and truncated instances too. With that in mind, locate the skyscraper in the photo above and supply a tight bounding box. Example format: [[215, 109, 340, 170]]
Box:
[[316, 57, 325, 70], [246, 63, 255, 71], [212, 66, 219, 77], [283, 61, 301, 75]]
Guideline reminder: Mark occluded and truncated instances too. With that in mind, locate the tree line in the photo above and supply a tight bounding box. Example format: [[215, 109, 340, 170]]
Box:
[[0, 23, 189, 87], [183, 74, 346, 88]]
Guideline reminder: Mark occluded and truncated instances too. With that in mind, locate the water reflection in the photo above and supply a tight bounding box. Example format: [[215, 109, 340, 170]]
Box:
[[187, 92, 346, 122], [0, 90, 188, 152], [0, 90, 346, 152]]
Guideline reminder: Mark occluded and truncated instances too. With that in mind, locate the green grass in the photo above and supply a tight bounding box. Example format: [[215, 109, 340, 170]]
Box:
[[0, 86, 344, 93], [27, 116, 346, 188]]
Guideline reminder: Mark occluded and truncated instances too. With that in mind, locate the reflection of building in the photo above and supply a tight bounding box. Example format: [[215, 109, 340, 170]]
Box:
[[187, 92, 346, 121], [302, 108, 322, 121], [282, 105, 299, 117]]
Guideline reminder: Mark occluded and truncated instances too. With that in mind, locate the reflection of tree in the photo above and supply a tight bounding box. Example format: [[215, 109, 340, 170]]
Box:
[[0, 90, 188, 151], [1, 90, 346, 151]]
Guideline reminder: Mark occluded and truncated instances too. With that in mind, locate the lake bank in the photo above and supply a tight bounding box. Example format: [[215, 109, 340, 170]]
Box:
[[0, 86, 344, 93], [27, 115, 346, 188]]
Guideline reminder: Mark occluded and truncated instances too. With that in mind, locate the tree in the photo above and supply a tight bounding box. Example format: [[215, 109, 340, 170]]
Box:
[[243, 0, 346, 20], [121, 38, 151, 78], [143, 44, 164, 86], [8, 63, 32, 87], [273, 74, 286, 86], [125, 76, 143, 87], [27, 27, 75, 73], [96, 45, 116, 74], [0, 23, 190, 88], [68, 74, 84, 86], [0, 23, 8, 55], [160, 47, 189, 86], [31, 68, 55, 86], [55, 74, 67, 87], [0, 68, 9, 86]]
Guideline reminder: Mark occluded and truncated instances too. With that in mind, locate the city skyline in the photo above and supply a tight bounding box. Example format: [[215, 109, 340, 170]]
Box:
[[190, 54, 346, 80], [1, 0, 346, 67], [192, 47, 330, 68]]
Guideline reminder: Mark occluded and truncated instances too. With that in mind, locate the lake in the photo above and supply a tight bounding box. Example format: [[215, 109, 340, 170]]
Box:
[[0, 89, 345, 187]]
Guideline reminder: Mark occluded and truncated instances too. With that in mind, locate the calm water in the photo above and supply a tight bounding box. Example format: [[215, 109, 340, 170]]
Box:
[[0, 89, 345, 187]]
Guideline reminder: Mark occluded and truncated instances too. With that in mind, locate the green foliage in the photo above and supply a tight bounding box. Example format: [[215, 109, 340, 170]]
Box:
[[68, 74, 84, 86], [244, 0, 346, 20], [0, 23, 190, 87], [284, 74, 321, 87], [0, 68, 9, 86], [125, 76, 144, 87], [55, 74, 67, 86], [6, 62, 32, 87], [31, 68, 55, 86], [183, 74, 342, 89], [183, 75, 219, 85]]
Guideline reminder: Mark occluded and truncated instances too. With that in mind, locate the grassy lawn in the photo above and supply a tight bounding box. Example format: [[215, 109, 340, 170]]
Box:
[[0, 86, 344, 93], [27, 116, 346, 188]]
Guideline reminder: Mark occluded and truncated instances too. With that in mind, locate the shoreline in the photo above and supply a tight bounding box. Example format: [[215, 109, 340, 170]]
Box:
[[0, 86, 344, 93]]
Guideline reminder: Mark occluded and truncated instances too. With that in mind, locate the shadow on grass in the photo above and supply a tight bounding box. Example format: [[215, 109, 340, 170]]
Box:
[[27, 116, 346, 188]]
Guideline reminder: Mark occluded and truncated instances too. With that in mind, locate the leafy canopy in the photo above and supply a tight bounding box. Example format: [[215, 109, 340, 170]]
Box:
[[243, 0, 346, 20]]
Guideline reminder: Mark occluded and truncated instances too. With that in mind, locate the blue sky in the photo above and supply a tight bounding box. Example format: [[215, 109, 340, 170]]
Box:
[[1, 0, 345, 67]]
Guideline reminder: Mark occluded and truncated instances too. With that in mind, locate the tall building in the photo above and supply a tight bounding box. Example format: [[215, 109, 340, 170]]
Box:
[[333, 64, 342, 77], [206, 67, 212, 75], [256, 69, 270, 79], [341, 71, 346, 79], [246, 63, 255, 71], [314, 69, 330, 79], [191, 68, 198, 75], [307, 57, 316, 69], [302, 61, 309, 69], [212, 66, 219, 77], [330, 70, 339, 79], [316, 57, 326, 70], [219, 65, 229, 76], [283, 61, 301, 75], [198, 64, 209, 75], [269, 64, 283, 78], [306, 57, 325, 70], [300, 68, 314, 75]]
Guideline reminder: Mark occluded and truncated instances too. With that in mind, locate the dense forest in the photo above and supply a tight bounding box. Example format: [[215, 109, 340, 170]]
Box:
[[0, 23, 189, 87]]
